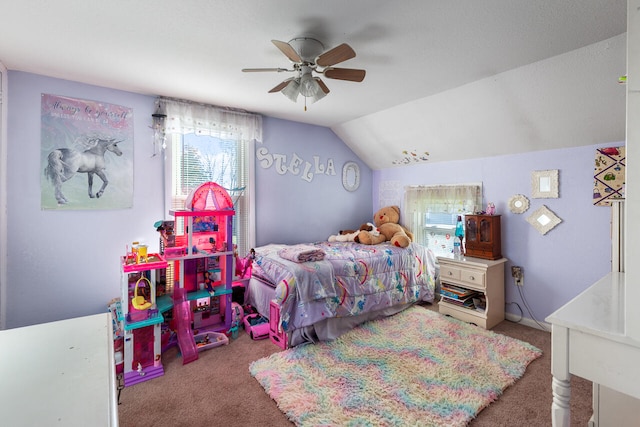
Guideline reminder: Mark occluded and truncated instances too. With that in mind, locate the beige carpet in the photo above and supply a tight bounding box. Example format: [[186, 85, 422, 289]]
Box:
[[118, 303, 592, 426]]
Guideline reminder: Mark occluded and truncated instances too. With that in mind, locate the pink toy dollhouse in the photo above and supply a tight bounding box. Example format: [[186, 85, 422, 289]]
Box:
[[114, 182, 236, 386]]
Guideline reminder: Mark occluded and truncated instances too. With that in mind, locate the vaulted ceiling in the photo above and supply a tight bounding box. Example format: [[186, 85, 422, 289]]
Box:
[[0, 0, 628, 169]]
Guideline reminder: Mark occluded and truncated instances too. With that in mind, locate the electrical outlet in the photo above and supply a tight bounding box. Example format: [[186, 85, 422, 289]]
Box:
[[511, 266, 523, 286]]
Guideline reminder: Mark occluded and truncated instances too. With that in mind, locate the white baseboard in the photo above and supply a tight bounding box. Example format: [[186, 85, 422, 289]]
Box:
[[505, 312, 550, 331]]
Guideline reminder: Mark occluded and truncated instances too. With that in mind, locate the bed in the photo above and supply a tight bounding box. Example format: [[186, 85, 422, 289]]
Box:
[[246, 241, 437, 347]]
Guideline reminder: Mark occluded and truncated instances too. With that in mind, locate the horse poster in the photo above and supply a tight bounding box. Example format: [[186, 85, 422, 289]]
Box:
[[41, 94, 133, 210]]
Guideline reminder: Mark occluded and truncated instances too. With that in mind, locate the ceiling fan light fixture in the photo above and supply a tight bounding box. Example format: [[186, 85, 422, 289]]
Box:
[[299, 70, 320, 97], [309, 86, 327, 104], [245, 38, 364, 107], [281, 78, 300, 102]]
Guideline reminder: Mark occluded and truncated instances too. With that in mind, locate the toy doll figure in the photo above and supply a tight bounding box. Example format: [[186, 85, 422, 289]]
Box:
[[486, 202, 496, 215], [204, 271, 215, 293]]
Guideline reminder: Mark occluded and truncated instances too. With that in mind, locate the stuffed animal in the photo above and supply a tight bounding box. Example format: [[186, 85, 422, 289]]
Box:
[[363, 222, 381, 237], [328, 230, 359, 242], [328, 223, 377, 242], [355, 206, 413, 248]]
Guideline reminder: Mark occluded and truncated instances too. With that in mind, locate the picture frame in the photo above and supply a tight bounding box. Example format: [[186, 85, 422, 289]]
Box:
[[508, 194, 530, 214], [526, 205, 562, 235], [531, 169, 559, 199]]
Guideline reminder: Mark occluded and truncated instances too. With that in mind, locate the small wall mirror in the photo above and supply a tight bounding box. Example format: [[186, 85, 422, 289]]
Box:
[[531, 170, 559, 198], [527, 205, 562, 235], [508, 194, 530, 214]]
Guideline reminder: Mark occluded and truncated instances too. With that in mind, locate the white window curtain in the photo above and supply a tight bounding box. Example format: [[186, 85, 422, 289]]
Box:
[[403, 184, 482, 256], [157, 97, 262, 258], [158, 98, 262, 142]]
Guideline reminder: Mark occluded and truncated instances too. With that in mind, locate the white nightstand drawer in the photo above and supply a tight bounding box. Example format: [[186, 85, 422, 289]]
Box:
[[459, 269, 485, 287], [439, 264, 486, 289], [440, 265, 461, 281]]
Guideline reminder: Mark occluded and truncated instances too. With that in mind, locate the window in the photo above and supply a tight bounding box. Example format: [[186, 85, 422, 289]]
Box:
[[158, 98, 262, 259], [403, 184, 482, 256]]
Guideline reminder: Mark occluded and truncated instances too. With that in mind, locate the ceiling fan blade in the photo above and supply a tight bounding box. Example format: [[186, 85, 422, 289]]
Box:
[[268, 78, 295, 93], [314, 77, 330, 94], [272, 40, 302, 63], [242, 67, 290, 73], [324, 68, 366, 82], [316, 43, 356, 67]]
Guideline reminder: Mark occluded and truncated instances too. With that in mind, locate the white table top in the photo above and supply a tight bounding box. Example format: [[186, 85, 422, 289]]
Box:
[[546, 272, 640, 348], [0, 313, 118, 426], [437, 255, 508, 267]]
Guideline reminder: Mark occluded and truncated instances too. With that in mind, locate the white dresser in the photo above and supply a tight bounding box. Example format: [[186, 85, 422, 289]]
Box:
[[0, 313, 119, 426]]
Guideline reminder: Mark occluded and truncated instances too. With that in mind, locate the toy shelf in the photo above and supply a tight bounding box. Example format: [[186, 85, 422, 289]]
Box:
[[122, 312, 164, 332], [155, 287, 233, 315], [163, 250, 233, 261], [188, 287, 233, 301], [122, 253, 167, 273], [170, 209, 235, 218], [156, 295, 173, 314]]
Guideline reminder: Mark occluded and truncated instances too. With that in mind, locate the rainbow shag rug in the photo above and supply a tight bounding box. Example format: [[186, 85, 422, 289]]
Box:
[[250, 306, 541, 426]]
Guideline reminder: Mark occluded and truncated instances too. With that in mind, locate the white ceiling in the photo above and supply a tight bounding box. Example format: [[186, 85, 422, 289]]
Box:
[[0, 0, 628, 169]]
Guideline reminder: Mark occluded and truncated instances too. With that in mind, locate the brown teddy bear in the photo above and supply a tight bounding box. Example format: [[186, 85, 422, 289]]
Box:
[[355, 205, 414, 248]]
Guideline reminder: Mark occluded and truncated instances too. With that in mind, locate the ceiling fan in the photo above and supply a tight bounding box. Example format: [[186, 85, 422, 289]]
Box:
[[242, 37, 366, 110]]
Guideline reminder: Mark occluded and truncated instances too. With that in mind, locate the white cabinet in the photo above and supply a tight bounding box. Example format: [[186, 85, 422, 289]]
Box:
[[546, 273, 640, 426], [436, 256, 507, 329], [0, 314, 119, 426]]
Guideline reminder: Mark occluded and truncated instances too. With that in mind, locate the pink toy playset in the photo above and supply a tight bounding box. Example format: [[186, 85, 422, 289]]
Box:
[[112, 182, 246, 387]]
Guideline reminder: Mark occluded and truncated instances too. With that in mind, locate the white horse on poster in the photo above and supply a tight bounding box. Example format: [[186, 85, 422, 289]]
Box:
[[44, 137, 123, 204]]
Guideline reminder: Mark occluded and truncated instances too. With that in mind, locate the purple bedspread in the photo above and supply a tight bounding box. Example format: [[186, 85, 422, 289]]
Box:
[[253, 241, 436, 333]]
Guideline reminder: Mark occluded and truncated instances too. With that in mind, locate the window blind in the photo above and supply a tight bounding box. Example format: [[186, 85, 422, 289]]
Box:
[[159, 97, 261, 259]]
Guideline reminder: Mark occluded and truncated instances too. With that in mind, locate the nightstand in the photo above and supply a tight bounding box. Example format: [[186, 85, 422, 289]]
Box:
[[437, 256, 507, 329]]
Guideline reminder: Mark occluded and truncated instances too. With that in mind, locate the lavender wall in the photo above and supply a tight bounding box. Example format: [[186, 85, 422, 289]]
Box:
[[255, 117, 372, 245], [373, 145, 615, 324], [4, 72, 372, 328], [4, 70, 612, 328], [6, 72, 162, 328]]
